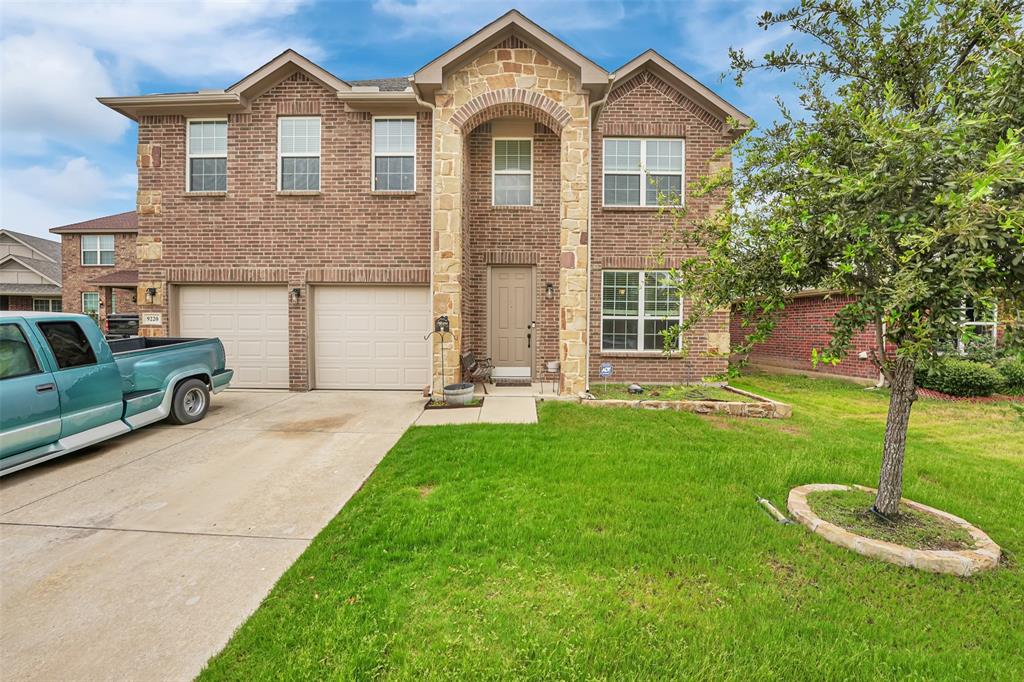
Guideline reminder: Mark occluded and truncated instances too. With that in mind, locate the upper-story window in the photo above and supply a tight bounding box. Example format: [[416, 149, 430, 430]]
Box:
[[279, 117, 321, 191], [493, 138, 532, 206], [81, 235, 114, 266], [603, 138, 684, 207], [373, 117, 415, 191], [187, 120, 227, 191]]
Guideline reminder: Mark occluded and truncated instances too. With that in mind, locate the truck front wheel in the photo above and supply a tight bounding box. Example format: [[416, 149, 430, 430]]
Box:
[[168, 378, 210, 425]]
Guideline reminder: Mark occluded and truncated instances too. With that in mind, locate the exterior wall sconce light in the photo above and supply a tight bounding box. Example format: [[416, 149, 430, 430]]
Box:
[[545, 283, 555, 299], [145, 287, 157, 304], [290, 287, 302, 304]]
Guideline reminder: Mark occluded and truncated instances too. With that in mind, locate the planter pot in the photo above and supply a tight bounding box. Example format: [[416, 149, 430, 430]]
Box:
[[444, 382, 475, 406]]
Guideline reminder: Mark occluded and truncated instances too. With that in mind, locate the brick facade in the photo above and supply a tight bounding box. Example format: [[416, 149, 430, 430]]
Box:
[[730, 293, 881, 379], [462, 123, 561, 376], [135, 72, 432, 389], [108, 16, 747, 394], [60, 232, 139, 324], [589, 72, 733, 384]]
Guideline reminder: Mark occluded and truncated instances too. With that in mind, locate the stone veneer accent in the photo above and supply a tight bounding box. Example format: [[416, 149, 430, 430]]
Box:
[[788, 484, 1001, 576], [431, 45, 590, 394]]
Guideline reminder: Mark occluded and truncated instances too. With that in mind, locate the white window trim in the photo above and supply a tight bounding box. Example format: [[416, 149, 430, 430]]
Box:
[[371, 116, 417, 192], [277, 116, 322, 191], [185, 118, 228, 192], [602, 137, 685, 207], [81, 234, 115, 267], [600, 270, 683, 352], [82, 292, 100, 319], [32, 298, 61, 312], [957, 300, 999, 352], [492, 137, 533, 207]]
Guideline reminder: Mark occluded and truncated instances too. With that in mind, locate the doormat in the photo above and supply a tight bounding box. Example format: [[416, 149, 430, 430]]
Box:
[[494, 377, 532, 387]]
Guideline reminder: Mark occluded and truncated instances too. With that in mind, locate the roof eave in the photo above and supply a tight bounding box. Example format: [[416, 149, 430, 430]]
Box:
[[98, 93, 244, 121]]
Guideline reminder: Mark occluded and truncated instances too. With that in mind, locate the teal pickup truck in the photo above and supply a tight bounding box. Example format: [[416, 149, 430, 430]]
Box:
[[0, 312, 233, 475]]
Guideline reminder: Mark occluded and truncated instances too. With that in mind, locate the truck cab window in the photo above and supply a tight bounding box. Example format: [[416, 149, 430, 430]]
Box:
[[0, 324, 41, 380], [37, 322, 97, 369]]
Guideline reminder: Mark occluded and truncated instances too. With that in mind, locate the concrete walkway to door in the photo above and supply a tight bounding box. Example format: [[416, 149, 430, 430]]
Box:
[[0, 390, 423, 681]]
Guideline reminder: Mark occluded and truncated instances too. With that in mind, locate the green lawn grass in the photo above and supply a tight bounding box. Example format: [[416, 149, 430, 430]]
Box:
[[202, 373, 1024, 680]]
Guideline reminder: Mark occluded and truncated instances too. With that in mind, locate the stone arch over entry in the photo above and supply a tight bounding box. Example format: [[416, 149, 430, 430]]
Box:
[[451, 88, 572, 135], [430, 47, 591, 396]]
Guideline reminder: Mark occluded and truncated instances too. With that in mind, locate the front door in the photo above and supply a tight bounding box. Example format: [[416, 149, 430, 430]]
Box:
[[489, 266, 534, 377]]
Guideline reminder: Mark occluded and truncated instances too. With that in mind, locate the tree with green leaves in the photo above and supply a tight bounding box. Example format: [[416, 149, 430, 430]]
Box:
[[667, 0, 1023, 516]]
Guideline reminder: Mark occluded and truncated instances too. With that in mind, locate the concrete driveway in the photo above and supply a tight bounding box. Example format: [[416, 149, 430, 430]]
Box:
[[0, 390, 423, 681]]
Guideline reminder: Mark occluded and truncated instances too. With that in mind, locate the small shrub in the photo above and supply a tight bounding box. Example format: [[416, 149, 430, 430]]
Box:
[[997, 358, 1024, 395], [916, 358, 1004, 397]]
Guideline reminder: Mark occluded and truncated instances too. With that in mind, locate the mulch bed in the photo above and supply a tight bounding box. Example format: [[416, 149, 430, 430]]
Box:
[[916, 388, 1024, 403]]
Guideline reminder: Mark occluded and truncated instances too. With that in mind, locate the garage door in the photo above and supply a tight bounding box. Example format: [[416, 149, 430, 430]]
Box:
[[314, 286, 428, 389], [177, 285, 289, 388]]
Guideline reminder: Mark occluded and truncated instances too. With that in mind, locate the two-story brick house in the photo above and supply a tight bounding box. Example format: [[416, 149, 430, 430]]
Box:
[[99, 11, 748, 392], [49, 211, 139, 329]]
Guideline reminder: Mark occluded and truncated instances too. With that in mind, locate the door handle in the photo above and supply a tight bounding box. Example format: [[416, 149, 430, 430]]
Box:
[[527, 332, 532, 349], [35, 383, 56, 393]]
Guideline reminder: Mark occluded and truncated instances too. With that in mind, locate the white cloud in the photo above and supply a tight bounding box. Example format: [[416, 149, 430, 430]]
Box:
[[0, 157, 135, 237], [1, 0, 321, 80], [1, 33, 129, 147], [372, 0, 626, 38]]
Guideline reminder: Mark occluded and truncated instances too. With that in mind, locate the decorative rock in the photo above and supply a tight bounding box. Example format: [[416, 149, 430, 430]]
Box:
[[787, 484, 1001, 576], [627, 383, 644, 394]]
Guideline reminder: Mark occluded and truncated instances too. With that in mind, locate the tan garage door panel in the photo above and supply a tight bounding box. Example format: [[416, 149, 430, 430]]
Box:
[[178, 285, 288, 389], [314, 286, 428, 390]]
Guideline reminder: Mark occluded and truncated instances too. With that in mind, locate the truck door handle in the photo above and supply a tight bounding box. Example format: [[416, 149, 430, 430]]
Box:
[[35, 383, 56, 393]]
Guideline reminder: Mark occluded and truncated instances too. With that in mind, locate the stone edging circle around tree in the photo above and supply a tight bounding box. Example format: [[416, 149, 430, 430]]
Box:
[[787, 484, 1001, 576]]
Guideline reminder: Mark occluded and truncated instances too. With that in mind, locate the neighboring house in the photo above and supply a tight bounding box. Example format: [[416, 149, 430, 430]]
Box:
[[730, 292, 1005, 381], [98, 11, 749, 392], [0, 229, 62, 312], [49, 211, 139, 327]]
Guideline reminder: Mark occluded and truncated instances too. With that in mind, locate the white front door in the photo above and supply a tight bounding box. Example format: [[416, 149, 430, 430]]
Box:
[[313, 285, 429, 390], [177, 285, 289, 388]]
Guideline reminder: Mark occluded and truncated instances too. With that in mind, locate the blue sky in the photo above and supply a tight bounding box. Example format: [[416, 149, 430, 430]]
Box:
[[0, 0, 800, 239]]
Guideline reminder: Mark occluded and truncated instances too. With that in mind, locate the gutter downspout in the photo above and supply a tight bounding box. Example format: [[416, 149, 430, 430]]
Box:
[[412, 79, 438, 396], [585, 81, 612, 393]]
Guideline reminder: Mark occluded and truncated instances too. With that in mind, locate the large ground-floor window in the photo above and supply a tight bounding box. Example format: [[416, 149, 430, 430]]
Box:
[[601, 270, 682, 351], [32, 298, 62, 312], [82, 292, 100, 322]]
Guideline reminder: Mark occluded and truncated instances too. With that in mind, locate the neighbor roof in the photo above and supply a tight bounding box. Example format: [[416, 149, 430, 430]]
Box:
[[50, 211, 138, 235], [0, 228, 61, 263], [0, 253, 61, 288], [351, 77, 411, 92]]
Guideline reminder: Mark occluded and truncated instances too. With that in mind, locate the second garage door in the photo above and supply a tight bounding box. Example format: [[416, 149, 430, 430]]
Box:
[[177, 285, 289, 389], [314, 286, 428, 390]]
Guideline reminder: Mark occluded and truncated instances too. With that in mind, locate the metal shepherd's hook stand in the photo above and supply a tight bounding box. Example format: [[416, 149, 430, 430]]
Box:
[[424, 315, 452, 403]]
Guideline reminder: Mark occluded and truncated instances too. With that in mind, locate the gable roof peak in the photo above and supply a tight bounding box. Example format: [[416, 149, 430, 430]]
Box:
[[414, 9, 609, 99], [226, 49, 350, 97]]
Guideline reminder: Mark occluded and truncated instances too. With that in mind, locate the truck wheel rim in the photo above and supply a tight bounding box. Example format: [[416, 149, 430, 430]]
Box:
[[183, 387, 206, 416]]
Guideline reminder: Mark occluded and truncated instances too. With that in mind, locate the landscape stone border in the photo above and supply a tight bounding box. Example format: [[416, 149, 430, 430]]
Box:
[[788, 483, 1001, 576], [576, 386, 792, 419]]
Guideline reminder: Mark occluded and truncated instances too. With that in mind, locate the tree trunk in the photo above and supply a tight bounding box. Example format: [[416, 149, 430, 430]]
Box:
[[874, 357, 917, 517]]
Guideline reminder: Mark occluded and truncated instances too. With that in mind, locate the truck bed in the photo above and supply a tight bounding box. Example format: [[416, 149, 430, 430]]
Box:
[[108, 336, 203, 353]]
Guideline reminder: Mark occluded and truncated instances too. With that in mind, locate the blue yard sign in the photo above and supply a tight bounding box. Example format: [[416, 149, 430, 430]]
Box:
[[599, 362, 613, 378]]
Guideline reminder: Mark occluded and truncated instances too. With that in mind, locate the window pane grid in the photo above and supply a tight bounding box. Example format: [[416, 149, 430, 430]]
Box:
[[493, 139, 532, 206], [373, 118, 415, 190], [81, 235, 114, 266], [601, 270, 681, 351], [188, 120, 227, 191], [603, 138, 684, 206], [279, 117, 321, 190]]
